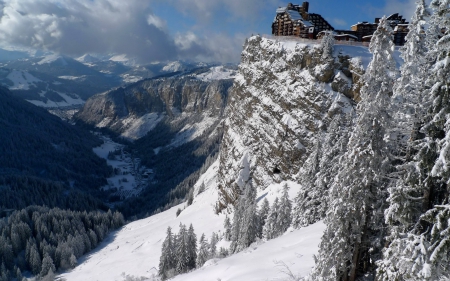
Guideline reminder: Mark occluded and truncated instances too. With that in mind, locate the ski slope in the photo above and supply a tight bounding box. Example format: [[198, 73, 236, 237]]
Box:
[[58, 160, 325, 281]]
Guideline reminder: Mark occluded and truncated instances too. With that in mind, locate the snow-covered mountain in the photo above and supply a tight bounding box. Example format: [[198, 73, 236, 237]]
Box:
[[56, 35, 392, 280]]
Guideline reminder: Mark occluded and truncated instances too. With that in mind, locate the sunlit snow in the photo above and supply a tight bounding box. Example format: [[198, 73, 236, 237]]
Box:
[[59, 161, 325, 281]]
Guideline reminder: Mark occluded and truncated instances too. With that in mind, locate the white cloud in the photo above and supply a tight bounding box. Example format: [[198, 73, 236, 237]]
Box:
[[147, 14, 166, 30], [0, 0, 178, 63], [166, 0, 280, 22], [0, 0, 259, 63]]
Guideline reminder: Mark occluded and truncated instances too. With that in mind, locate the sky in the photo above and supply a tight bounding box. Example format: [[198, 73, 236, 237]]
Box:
[[0, 0, 419, 64]]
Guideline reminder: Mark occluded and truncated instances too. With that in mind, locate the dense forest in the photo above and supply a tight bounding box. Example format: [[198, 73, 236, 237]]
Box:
[[0, 87, 113, 212], [0, 206, 124, 281]]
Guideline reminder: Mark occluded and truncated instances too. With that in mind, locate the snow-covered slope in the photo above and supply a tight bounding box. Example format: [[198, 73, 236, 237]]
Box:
[[6, 69, 41, 90], [59, 160, 325, 281]]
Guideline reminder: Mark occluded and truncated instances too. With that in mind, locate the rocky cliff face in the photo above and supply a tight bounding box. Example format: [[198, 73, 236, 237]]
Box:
[[75, 77, 233, 140], [216, 36, 364, 211]]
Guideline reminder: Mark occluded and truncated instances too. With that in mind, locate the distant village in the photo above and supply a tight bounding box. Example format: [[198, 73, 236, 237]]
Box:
[[272, 2, 409, 45]]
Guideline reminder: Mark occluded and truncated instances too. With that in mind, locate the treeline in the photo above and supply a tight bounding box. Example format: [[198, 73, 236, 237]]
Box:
[[157, 182, 294, 280], [158, 223, 225, 280], [0, 176, 107, 212], [0, 206, 124, 281], [224, 182, 293, 254]]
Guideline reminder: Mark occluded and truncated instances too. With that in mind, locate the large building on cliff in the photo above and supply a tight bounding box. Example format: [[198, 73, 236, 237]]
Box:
[[272, 2, 409, 45], [272, 2, 334, 39]]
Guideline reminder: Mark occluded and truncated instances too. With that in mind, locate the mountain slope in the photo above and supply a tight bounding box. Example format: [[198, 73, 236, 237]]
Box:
[[59, 160, 324, 281], [0, 86, 112, 211], [75, 75, 233, 217]]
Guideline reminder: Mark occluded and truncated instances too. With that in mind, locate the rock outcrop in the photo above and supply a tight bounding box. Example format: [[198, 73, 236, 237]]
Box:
[[75, 77, 233, 140], [216, 36, 362, 212]]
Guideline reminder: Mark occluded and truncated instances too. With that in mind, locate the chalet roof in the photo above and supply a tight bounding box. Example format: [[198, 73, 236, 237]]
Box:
[[335, 34, 358, 39], [301, 20, 314, 27], [351, 22, 376, 27], [275, 7, 308, 23]]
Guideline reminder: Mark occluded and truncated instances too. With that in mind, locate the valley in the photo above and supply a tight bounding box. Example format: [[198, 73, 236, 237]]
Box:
[[2, 1, 450, 279]]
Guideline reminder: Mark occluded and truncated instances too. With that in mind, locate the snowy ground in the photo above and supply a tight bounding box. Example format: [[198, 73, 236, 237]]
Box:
[[58, 160, 325, 281], [195, 66, 237, 82], [168, 114, 218, 148], [27, 92, 85, 108], [93, 136, 152, 199], [120, 113, 165, 140], [6, 69, 41, 90]]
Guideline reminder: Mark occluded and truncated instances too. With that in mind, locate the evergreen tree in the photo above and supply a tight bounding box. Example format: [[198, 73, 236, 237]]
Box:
[[223, 216, 232, 241], [257, 198, 270, 238], [186, 224, 197, 270], [158, 227, 176, 280], [196, 234, 210, 268], [312, 17, 398, 281], [40, 254, 56, 277], [377, 1, 435, 279], [229, 179, 258, 253], [277, 184, 292, 234], [236, 180, 258, 252], [230, 191, 245, 253], [263, 198, 280, 240], [293, 140, 322, 228], [378, 1, 450, 279], [175, 223, 189, 274], [209, 232, 218, 258]]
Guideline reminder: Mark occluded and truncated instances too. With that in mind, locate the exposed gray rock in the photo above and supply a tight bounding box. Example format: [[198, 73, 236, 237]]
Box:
[[75, 77, 233, 140], [216, 36, 358, 212]]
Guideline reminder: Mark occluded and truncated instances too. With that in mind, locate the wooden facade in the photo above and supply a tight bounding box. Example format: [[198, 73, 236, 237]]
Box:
[[272, 2, 410, 46], [272, 2, 333, 39]]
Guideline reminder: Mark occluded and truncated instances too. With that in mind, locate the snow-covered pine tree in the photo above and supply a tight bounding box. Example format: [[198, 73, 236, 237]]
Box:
[[158, 226, 176, 280], [376, 1, 435, 279], [175, 223, 189, 274], [186, 224, 197, 271], [293, 113, 353, 230], [196, 233, 209, 268], [379, 1, 450, 278], [263, 197, 280, 240], [277, 184, 292, 233], [311, 16, 398, 281], [293, 140, 322, 228], [210, 232, 218, 258], [229, 187, 245, 253], [236, 179, 258, 252], [321, 30, 335, 60], [257, 198, 270, 238], [223, 216, 232, 241], [40, 253, 56, 278]]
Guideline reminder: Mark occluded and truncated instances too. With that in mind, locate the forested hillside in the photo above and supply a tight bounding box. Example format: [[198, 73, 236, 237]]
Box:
[[0, 206, 124, 281], [0, 87, 112, 211]]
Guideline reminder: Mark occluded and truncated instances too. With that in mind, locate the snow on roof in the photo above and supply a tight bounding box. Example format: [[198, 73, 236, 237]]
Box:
[[301, 20, 314, 27], [351, 22, 375, 27], [286, 9, 302, 21], [362, 35, 373, 39], [335, 34, 358, 39], [275, 7, 304, 22], [276, 7, 287, 13]]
